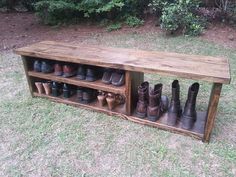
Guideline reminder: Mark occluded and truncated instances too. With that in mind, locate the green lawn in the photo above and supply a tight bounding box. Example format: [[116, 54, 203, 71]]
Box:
[[0, 33, 235, 177]]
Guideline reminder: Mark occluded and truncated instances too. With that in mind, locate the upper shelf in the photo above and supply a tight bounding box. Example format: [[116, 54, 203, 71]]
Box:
[[28, 71, 126, 95], [15, 41, 231, 84]]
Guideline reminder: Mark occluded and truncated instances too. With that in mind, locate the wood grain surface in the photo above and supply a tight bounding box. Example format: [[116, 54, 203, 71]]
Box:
[[15, 41, 231, 84]]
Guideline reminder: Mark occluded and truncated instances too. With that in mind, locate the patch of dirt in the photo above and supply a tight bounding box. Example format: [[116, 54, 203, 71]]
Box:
[[1, 12, 235, 51], [201, 23, 236, 49]]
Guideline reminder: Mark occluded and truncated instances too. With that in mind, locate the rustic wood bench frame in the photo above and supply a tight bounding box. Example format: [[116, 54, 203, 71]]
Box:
[[15, 41, 231, 142]]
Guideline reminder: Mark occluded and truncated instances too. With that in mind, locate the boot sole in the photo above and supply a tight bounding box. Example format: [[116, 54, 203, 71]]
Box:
[[135, 111, 146, 119]]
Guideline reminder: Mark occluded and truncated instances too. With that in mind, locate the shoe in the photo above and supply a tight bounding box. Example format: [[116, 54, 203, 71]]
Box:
[[52, 81, 60, 97], [102, 68, 113, 84], [181, 83, 200, 130], [135, 82, 149, 118], [111, 70, 125, 86], [54, 63, 63, 76], [41, 61, 53, 73], [76, 65, 86, 80], [115, 94, 125, 105], [62, 64, 76, 78], [167, 80, 182, 126], [85, 67, 97, 82], [35, 82, 43, 94], [82, 89, 96, 104], [33, 60, 41, 72], [77, 87, 84, 102], [147, 84, 168, 122], [42, 81, 51, 95], [63, 83, 71, 98], [97, 90, 107, 107], [106, 93, 116, 110]]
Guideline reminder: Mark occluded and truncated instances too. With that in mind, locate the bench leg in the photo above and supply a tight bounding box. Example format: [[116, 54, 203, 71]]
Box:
[[22, 56, 34, 97], [203, 83, 222, 142]]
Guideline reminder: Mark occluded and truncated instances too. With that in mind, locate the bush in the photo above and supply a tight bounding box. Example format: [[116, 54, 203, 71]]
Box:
[[34, 0, 149, 25], [35, 0, 80, 25], [106, 23, 122, 31], [125, 16, 144, 27], [149, 0, 205, 36]]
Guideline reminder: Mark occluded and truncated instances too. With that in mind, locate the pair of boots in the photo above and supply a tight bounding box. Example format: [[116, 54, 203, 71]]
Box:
[[35, 81, 51, 95], [167, 80, 199, 130], [136, 82, 168, 122], [97, 91, 125, 110]]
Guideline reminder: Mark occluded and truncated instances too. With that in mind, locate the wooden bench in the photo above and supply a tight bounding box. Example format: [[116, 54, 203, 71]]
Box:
[[15, 41, 231, 142]]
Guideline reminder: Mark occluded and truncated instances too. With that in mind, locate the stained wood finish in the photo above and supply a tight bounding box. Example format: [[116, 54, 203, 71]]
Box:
[[203, 83, 222, 142], [22, 56, 34, 97], [28, 71, 126, 95], [15, 41, 231, 84], [128, 111, 207, 140]]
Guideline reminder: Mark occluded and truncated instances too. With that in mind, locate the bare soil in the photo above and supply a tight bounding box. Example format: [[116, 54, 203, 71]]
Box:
[[1, 12, 235, 51]]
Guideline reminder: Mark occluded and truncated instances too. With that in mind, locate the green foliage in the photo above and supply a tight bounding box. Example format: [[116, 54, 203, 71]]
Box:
[[125, 16, 144, 27], [106, 23, 122, 31], [149, 0, 205, 36], [34, 0, 148, 25], [35, 0, 79, 25]]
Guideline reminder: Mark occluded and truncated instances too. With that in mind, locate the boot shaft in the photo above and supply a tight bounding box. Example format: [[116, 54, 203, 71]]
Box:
[[185, 82, 199, 109], [171, 80, 180, 101], [149, 84, 162, 107]]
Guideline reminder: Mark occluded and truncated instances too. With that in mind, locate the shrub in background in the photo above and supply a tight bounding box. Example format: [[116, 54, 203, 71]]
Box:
[[149, 0, 205, 36], [34, 0, 149, 25]]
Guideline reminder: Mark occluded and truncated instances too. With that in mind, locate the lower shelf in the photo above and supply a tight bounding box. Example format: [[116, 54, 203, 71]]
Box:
[[33, 92, 206, 140], [33, 92, 127, 116]]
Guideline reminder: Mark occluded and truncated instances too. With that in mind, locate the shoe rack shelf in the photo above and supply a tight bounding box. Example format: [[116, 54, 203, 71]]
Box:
[[28, 71, 126, 95], [15, 41, 231, 142]]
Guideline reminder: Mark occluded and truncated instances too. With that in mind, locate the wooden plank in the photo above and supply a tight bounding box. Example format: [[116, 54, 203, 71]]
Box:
[[14, 41, 231, 84], [203, 83, 222, 142], [28, 71, 126, 95]]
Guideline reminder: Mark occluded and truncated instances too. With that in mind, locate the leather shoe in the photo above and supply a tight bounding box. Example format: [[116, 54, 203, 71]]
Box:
[[77, 65, 86, 80], [102, 68, 113, 84], [111, 70, 125, 86], [41, 61, 53, 73], [63, 64, 76, 78], [33, 60, 41, 72]]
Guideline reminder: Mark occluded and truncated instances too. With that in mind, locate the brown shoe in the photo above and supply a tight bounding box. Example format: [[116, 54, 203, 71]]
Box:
[[167, 80, 182, 126], [54, 63, 63, 76], [135, 82, 149, 118], [35, 82, 43, 94], [62, 64, 76, 78], [147, 84, 168, 122], [106, 93, 116, 110], [97, 91, 107, 107], [42, 82, 52, 95]]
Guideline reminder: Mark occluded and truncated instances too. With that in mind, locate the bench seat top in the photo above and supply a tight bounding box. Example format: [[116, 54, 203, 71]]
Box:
[[15, 41, 231, 84]]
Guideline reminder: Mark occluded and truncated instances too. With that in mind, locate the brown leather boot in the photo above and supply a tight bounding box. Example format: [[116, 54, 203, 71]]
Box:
[[135, 82, 149, 118], [42, 82, 52, 95], [181, 83, 199, 130], [97, 91, 107, 107], [147, 84, 163, 122], [35, 82, 43, 94], [106, 93, 116, 110], [167, 80, 182, 126]]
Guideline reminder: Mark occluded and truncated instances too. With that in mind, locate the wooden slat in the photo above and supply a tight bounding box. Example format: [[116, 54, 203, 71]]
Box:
[[28, 71, 126, 95], [14, 41, 231, 84]]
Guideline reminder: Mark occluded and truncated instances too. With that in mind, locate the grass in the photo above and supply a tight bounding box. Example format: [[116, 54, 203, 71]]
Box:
[[0, 32, 236, 177]]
